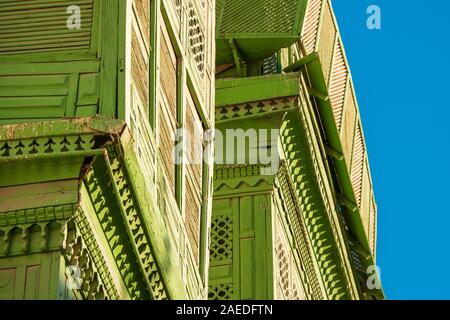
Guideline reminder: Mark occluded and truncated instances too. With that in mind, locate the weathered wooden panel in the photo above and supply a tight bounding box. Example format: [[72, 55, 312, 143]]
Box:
[[158, 103, 176, 194], [128, 0, 154, 190], [209, 199, 234, 300], [131, 0, 150, 109], [351, 122, 365, 206], [209, 192, 273, 300], [302, 0, 322, 53], [132, 0, 150, 49], [273, 203, 305, 300], [76, 73, 100, 115], [317, 0, 336, 82], [187, 2, 205, 80], [160, 22, 177, 116], [129, 86, 156, 192], [369, 197, 377, 257], [158, 22, 178, 195], [360, 161, 371, 237], [184, 90, 204, 264], [340, 86, 357, 167], [0, 0, 121, 123], [0, 252, 60, 300], [0, 63, 100, 122], [0, 0, 94, 56], [0, 179, 79, 212], [0, 73, 69, 119], [329, 39, 347, 131]]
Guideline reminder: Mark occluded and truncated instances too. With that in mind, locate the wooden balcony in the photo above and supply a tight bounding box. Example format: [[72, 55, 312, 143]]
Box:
[[283, 0, 378, 255]]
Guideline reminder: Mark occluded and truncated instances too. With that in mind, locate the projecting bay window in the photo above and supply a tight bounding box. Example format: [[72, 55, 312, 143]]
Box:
[[157, 5, 212, 275], [113, 0, 213, 296]]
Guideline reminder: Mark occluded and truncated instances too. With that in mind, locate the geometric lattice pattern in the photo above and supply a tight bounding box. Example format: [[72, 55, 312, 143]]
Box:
[[0, 134, 95, 157], [188, 2, 205, 77], [216, 96, 298, 123], [263, 55, 278, 75], [348, 239, 366, 285], [291, 272, 303, 300], [208, 283, 234, 300], [274, 209, 305, 300], [218, 0, 300, 34], [208, 205, 234, 301], [275, 241, 290, 296], [210, 215, 233, 261]]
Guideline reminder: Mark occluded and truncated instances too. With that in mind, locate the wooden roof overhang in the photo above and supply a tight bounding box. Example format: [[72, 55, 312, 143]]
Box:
[[0, 116, 187, 300], [215, 72, 384, 299]]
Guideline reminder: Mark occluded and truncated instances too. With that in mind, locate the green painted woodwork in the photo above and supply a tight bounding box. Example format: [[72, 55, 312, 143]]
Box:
[[0, 118, 132, 300], [0, 252, 64, 300], [159, 0, 216, 294], [0, 0, 212, 301], [0, 203, 92, 300], [279, 0, 379, 258], [274, 164, 324, 299], [300, 57, 372, 254], [63, 213, 119, 300], [0, 0, 120, 124], [0, 0, 94, 57], [0, 62, 100, 123], [281, 107, 352, 299], [209, 162, 336, 300], [0, 117, 193, 300], [78, 184, 131, 299], [209, 165, 275, 300], [212, 73, 384, 300], [0, 180, 79, 213], [216, 0, 308, 65], [216, 72, 301, 107], [0, 0, 384, 301], [117, 129, 190, 300], [149, 0, 160, 129], [98, 0, 119, 117]]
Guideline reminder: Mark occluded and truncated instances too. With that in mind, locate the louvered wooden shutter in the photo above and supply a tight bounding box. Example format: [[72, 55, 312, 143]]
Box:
[[185, 91, 203, 264], [351, 123, 365, 206], [301, 0, 321, 54], [0, 0, 94, 56], [159, 22, 178, 195], [329, 40, 347, 131]]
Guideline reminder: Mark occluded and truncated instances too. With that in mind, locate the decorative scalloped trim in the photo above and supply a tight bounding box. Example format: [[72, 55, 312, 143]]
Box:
[[275, 164, 324, 300], [216, 96, 299, 122], [214, 177, 272, 192], [0, 219, 67, 257], [0, 204, 77, 227], [0, 134, 96, 157], [281, 109, 351, 299], [72, 208, 120, 300]]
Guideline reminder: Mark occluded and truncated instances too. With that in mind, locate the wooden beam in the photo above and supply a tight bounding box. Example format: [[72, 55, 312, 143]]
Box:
[[283, 52, 318, 73], [308, 87, 329, 101]]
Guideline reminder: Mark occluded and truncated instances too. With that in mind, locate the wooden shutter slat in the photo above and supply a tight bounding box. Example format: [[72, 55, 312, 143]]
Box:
[[0, 0, 93, 55]]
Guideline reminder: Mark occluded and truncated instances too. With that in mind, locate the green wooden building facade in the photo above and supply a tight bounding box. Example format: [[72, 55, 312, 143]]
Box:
[[0, 0, 383, 300]]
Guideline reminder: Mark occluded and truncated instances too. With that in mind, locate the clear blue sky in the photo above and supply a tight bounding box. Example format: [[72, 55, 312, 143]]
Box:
[[332, 0, 450, 299]]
